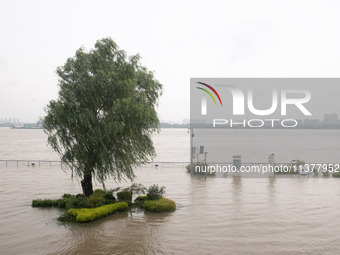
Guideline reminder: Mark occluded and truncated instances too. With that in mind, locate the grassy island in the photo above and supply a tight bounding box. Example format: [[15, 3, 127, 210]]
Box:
[[32, 184, 176, 223]]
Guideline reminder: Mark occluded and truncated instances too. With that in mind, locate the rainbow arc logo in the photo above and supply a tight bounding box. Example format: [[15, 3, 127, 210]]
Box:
[[196, 82, 223, 106]]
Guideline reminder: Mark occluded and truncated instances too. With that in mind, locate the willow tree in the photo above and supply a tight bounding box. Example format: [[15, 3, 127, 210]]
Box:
[[44, 38, 162, 197]]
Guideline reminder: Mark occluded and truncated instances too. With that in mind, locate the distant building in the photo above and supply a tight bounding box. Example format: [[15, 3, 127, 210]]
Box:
[[304, 119, 321, 128], [323, 113, 338, 126]]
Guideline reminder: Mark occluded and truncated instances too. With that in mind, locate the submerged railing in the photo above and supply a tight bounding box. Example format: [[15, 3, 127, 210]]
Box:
[[0, 160, 190, 167], [1, 160, 338, 179]]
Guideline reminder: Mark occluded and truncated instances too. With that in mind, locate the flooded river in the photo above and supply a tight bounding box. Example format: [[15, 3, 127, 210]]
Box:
[[0, 128, 340, 254]]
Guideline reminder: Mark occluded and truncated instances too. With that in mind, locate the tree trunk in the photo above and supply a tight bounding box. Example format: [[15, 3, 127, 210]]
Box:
[[81, 173, 93, 197]]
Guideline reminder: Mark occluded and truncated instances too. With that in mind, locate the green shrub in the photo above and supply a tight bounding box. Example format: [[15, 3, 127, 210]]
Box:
[[61, 194, 87, 209], [94, 189, 106, 196], [322, 170, 330, 176], [104, 191, 116, 204], [32, 199, 65, 208], [117, 190, 132, 202], [71, 196, 90, 208], [33, 191, 110, 210], [68, 202, 128, 223], [32, 199, 56, 207], [88, 193, 105, 208], [64, 192, 106, 209], [104, 191, 115, 201], [147, 184, 165, 200], [56, 199, 66, 208], [333, 172, 340, 177], [62, 193, 73, 199], [75, 193, 84, 199], [61, 194, 92, 209], [135, 195, 148, 203], [134, 195, 148, 206], [63, 196, 76, 209], [143, 197, 176, 212]]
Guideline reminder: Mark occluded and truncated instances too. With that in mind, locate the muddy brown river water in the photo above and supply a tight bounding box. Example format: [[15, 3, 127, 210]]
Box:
[[1, 128, 340, 254]]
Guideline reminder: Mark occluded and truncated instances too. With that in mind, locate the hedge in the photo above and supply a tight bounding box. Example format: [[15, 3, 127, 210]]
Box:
[[333, 172, 340, 178], [143, 197, 176, 212], [134, 195, 148, 203], [117, 190, 132, 202], [32, 199, 65, 208], [67, 202, 128, 223]]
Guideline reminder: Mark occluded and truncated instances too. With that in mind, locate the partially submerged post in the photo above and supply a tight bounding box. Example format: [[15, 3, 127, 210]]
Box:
[[268, 153, 275, 177], [190, 128, 194, 175]]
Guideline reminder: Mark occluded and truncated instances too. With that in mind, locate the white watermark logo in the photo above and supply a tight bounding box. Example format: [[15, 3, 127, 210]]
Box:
[[196, 82, 312, 128], [199, 84, 311, 116]]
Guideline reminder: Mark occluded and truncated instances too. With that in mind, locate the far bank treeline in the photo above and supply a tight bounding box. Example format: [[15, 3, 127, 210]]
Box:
[[8, 121, 189, 129]]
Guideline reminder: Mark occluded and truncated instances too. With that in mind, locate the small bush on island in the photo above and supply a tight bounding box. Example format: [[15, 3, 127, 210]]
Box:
[[68, 202, 129, 223], [104, 190, 116, 202], [143, 197, 176, 213], [333, 172, 340, 178], [64, 194, 90, 209], [88, 191, 106, 208], [147, 184, 165, 200], [93, 189, 106, 197], [135, 195, 148, 203], [134, 195, 148, 206], [142, 185, 176, 212], [117, 190, 132, 203], [322, 170, 330, 176]]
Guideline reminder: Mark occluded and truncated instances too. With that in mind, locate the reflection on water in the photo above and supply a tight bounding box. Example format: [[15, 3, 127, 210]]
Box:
[[267, 177, 276, 202], [1, 128, 340, 254], [232, 176, 243, 199], [64, 211, 169, 255]]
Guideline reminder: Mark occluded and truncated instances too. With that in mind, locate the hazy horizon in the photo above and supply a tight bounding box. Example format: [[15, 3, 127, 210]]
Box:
[[2, 0, 340, 123]]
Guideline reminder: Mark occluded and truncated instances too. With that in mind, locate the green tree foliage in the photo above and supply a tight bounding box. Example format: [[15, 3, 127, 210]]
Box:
[[44, 38, 162, 196], [147, 184, 165, 200]]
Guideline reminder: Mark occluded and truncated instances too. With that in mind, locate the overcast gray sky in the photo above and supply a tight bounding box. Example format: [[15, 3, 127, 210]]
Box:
[[1, 0, 340, 123]]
